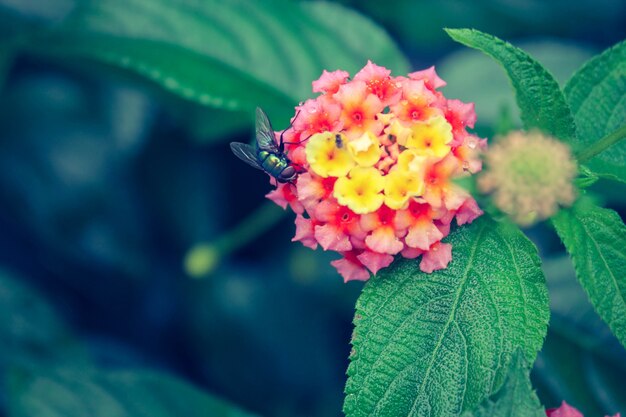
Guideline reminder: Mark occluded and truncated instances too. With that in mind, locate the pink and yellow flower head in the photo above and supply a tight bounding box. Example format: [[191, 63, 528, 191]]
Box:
[[266, 61, 485, 282]]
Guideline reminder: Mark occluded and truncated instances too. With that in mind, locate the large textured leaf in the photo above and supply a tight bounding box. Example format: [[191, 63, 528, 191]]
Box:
[[552, 199, 626, 349], [8, 368, 256, 417], [344, 216, 549, 417], [445, 28, 576, 142], [564, 40, 626, 182], [462, 351, 544, 417], [33, 0, 409, 122]]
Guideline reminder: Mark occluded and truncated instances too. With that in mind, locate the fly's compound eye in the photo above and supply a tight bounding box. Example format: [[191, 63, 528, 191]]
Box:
[[281, 166, 296, 180]]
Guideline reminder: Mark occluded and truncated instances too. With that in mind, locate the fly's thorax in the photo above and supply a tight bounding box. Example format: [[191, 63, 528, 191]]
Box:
[[259, 150, 291, 177]]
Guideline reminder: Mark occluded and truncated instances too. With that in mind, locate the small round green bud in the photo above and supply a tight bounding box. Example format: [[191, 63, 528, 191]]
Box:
[[184, 244, 219, 278]]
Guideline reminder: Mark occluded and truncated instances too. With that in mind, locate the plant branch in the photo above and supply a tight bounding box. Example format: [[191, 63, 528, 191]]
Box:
[[184, 201, 287, 277], [576, 124, 626, 163]]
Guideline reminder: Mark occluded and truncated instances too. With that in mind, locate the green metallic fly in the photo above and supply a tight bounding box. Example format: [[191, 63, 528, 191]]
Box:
[[230, 107, 298, 183]]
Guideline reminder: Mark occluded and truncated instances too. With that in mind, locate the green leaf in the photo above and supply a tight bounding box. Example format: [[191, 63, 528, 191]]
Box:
[[438, 40, 595, 131], [344, 216, 549, 417], [552, 199, 626, 350], [8, 367, 257, 417], [565, 40, 626, 182], [32, 0, 409, 122], [445, 28, 576, 142], [462, 351, 544, 417]]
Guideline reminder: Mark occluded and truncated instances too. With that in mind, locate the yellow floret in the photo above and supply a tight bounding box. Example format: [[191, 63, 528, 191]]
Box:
[[333, 167, 384, 214], [406, 115, 453, 159], [397, 149, 428, 173], [383, 165, 425, 209], [347, 131, 382, 167], [384, 119, 413, 146], [377, 112, 394, 125], [305, 132, 355, 177]]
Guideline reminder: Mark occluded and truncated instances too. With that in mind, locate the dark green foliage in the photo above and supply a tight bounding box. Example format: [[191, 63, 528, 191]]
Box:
[[8, 368, 256, 417], [32, 0, 408, 123], [565, 40, 626, 182]]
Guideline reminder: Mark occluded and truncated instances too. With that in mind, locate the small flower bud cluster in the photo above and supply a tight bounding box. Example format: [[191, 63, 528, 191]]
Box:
[[267, 61, 484, 282], [479, 130, 577, 226]]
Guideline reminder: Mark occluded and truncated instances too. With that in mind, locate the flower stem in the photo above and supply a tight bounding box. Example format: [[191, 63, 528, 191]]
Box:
[[184, 202, 287, 277], [576, 124, 626, 163], [214, 201, 287, 254]]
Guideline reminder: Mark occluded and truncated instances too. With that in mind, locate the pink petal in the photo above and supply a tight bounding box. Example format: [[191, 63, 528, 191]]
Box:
[[354, 60, 391, 83], [313, 199, 338, 223], [292, 215, 318, 249], [266, 186, 288, 209], [297, 173, 325, 203], [420, 242, 452, 273], [546, 402, 584, 417], [350, 235, 367, 250], [293, 96, 343, 136], [312, 69, 350, 94], [314, 224, 352, 251], [436, 220, 451, 237], [334, 80, 369, 105], [288, 144, 307, 167], [400, 79, 436, 105], [357, 250, 394, 275], [266, 183, 303, 214], [360, 212, 380, 232], [365, 227, 404, 255], [401, 246, 423, 259], [444, 185, 468, 211], [408, 66, 446, 90], [331, 256, 370, 282], [405, 220, 444, 250], [456, 197, 483, 226], [446, 99, 476, 129]]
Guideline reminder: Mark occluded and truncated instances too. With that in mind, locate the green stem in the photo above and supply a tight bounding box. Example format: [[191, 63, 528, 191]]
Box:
[[576, 124, 626, 163], [184, 202, 288, 277], [214, 201, 288, 254]]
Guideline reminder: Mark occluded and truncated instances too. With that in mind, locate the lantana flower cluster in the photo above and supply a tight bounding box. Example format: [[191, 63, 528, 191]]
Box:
[[267, 61, 485, 282]]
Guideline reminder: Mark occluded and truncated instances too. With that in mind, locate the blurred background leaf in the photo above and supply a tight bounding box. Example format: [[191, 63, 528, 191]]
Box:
[[28, 0, 408, 125], [533, 256, 626, 417], [8, 367, 257, 417]]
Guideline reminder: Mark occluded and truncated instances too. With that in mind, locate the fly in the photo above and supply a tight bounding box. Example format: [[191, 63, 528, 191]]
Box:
[[335, 134, 344, 149], [230, 107, 298, 183]]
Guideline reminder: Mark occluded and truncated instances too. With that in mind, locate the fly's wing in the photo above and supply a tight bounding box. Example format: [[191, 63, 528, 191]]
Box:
[[230, 142, 263, 171], [255, 107, 279, 152]]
